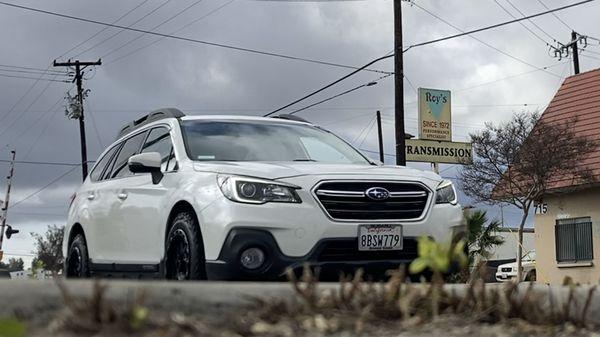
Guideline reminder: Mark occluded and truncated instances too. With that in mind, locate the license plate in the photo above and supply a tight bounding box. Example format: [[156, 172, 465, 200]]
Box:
[[358, 225, 403, 251]]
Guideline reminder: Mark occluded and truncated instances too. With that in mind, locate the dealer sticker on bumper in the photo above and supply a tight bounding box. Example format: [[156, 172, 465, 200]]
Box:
[[358, 225, 403, 251]]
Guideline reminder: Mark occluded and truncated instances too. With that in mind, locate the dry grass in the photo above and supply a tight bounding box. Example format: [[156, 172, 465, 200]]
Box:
[[22, 269, 600, 337], [233, 266, 600, 336]]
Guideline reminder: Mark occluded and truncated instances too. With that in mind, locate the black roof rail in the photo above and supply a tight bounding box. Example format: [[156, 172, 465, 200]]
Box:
[[116, 108, 185, 140], [271, 114, 311, 123]]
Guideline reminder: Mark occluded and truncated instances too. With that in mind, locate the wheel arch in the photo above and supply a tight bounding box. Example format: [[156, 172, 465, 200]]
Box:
[[165, 200, 202, 241], [67, 223, 86, 248]]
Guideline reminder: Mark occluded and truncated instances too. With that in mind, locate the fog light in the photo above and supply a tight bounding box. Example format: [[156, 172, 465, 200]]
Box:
[[240, 247, 266, 270]]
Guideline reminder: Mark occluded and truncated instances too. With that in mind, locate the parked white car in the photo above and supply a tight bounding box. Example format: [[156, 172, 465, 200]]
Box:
[[63, 109, 464, 280], [495, 251, 536, 282]]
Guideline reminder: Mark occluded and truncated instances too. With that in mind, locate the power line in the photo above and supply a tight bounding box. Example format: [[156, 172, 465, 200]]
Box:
[[265, 54, 395, 116], [22, 96, 67, 160], [72, 0, 174, 58], [454, 61, 568, 92], [0, 74, 59, 143], [0, 67, 68, 77], [403, 0, 593, 52], [493, 0, 552, 45], [0, 1, 391, 74], [536, 0, 574, 31], [0, 73, 70, 83], [410, 0, 561, 78], [106, 0, 236, 65], [504, 0, 557, 42], [11, 95, 63, 154], [58, 0, 152, 59], [289, 74, 392, 115], [0, 63, 67, 75], [0, 160, 80, 167], [8, 165, 80, 209], [100, 0, 205, 60]]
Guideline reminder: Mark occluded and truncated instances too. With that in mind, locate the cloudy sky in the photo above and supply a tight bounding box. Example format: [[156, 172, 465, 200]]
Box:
[[1, 0, 599, 266]]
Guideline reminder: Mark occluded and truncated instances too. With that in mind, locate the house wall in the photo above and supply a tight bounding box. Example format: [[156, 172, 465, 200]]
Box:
[[535, 188, 600, 284]]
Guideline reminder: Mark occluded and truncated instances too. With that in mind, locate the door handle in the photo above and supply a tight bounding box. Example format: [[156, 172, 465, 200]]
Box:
[[87, 194, 95, 200], [117, 193, 128, 200]]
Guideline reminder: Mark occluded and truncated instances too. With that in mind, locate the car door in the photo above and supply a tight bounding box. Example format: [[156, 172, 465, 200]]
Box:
[[81, 143, 122, 263], [97, 130, 149, 263], [111, 126, 177, 264]]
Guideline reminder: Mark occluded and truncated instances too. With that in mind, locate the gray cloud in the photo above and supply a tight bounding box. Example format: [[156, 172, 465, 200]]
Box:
[[1, 0, 599, 258]]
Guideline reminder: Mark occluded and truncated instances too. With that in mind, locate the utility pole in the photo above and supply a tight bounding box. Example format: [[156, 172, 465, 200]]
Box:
[[551, 32, 587, 75], [0, 150, 16, 260], [571, 31, 580, 74], [394, 0, 406, 166], [53, 59, 101, 180], [376, 111, 384, 163]]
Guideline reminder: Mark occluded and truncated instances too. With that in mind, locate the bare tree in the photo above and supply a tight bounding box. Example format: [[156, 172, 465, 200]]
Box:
[[31, 225, 65, 273], [460, 112, 596, 281]]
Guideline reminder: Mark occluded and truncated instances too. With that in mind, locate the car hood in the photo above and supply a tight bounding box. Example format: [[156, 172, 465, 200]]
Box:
[[193, 161, 443, 183]]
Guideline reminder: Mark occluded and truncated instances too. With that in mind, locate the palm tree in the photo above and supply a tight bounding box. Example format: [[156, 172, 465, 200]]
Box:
[[466, 210, 505, 260]]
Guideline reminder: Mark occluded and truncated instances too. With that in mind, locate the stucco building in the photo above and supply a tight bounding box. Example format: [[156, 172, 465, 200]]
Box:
[[535, 68, 600, 284]]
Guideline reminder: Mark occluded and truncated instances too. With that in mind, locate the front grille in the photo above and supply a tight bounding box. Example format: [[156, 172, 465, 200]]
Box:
[[501, 267, 512, 272], [314, 181, 429, 221], [317, 238, 418, 262]]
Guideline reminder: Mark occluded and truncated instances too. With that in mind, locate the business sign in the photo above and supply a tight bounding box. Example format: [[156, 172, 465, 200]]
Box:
[[405, 139, 472, 164], [419, 88, 451, 141]]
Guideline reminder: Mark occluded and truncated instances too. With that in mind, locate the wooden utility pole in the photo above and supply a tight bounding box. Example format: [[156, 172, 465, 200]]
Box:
[[394, 0, 406, 166], [551, 32, 586, 75], [0, 150, 16, 259], [572, 31, 580, 74], [376, 111, 384, 163], [53, 59, 101, 180]]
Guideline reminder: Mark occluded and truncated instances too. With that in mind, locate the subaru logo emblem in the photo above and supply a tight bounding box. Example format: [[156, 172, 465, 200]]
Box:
[[365, 187, 390, 201]]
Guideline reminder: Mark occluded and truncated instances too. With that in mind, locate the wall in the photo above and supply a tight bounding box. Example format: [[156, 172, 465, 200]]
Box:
[[489, 228, 535, 264], [535, 188, 600, 284]]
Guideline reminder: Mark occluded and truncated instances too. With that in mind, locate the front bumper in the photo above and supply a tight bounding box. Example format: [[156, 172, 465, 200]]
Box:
[[205, 228, 420, 281], [495, 272, 517, 282]]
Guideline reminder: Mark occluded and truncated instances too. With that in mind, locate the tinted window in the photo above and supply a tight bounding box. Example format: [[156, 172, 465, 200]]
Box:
[[180, 121, 369, 164], [89, 145, 119, 182], [141, 128, 175, 172], [109, 131, 148, 179]]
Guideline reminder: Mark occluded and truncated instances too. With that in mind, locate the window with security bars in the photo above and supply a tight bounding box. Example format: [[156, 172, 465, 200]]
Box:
[[555, 217, 594, 263]]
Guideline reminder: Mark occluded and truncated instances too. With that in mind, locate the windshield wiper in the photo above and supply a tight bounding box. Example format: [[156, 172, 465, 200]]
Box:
[[293, 158, 317, 162]]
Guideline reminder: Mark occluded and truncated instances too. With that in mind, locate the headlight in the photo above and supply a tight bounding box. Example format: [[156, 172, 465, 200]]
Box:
[[435, 180, 457, 204], [217, 175, 302, 204]]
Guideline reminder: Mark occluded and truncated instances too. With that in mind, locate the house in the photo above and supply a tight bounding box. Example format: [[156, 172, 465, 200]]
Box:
[[535, 68, 600, 284]]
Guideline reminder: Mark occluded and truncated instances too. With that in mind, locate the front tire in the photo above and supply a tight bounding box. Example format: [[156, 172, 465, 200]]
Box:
[[66, 234, 90, 278], [165, 212, 206, 280]]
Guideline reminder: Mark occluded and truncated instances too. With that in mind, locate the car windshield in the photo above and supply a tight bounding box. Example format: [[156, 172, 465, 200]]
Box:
[[180, 120, 370, 164], [522, 250, 536, 261]]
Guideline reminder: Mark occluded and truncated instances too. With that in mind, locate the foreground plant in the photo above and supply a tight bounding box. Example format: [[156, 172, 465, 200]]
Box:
[[408, 236, 468, 315]]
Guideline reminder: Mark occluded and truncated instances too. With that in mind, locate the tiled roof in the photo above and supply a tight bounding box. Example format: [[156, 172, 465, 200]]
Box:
[[540, 67, 600, 191]]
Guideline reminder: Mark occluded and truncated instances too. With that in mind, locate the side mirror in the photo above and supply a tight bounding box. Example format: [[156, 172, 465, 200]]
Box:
[[128, 152, 163, 184]]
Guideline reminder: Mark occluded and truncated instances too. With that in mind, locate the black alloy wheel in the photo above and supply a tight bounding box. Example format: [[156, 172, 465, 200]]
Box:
[[165, 211, 206, 280], [66, 234, 90, 278]]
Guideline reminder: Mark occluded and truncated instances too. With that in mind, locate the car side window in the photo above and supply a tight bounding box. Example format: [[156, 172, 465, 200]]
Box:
[[140, 127, 176, 172], [89, 145, 119, 182], [109, 131, 148, 179]]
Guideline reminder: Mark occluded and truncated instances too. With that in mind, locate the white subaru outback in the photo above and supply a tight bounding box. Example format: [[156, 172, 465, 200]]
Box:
[[63, 108, 464, 280]]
